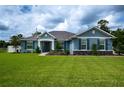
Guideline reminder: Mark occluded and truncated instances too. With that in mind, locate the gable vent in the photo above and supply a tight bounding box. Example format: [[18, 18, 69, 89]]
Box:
[[92, 30, 95, 34]]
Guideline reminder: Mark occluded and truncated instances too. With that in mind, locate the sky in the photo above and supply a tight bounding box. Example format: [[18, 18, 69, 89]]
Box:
[[0, 5, 124, 41]]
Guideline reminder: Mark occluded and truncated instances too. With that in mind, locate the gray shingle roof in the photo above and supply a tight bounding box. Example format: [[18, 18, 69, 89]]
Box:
[[49, 31, 75, 41], [21, 31, 75, 41], [21, 35, 38, 40]]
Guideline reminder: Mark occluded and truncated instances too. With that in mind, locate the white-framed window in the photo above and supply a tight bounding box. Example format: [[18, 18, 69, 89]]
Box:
[[81, 39, 87, 50], [27, 41, 33, 49], [99, 39, 105, 50]]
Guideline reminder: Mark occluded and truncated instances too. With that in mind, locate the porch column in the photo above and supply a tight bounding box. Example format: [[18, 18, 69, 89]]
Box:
[[38, 40, 41, 48], [51, 40, 54, 50]]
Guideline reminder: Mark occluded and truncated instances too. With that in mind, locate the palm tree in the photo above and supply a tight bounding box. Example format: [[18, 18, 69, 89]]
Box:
[[10, 36, 20, 49]]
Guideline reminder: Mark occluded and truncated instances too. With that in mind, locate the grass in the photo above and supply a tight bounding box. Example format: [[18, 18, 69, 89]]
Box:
[[0, 53, 124, 87], [0, 48, 7, 53]]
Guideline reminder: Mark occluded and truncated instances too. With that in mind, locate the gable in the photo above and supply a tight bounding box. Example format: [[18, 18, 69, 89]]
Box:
[[77, 27, 115, 38], [38, 32, 56, 39]]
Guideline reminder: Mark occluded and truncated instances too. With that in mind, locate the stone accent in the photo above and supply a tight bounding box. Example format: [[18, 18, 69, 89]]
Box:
[[73, 51, 113, 55]]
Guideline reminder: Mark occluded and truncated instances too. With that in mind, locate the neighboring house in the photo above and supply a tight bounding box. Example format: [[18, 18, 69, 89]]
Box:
[[20, 26, 116, 55], [8, 45, 21, 53]]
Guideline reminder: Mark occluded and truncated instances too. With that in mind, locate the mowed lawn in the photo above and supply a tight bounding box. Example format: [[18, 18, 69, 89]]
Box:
[[0, 53, 124, 87]]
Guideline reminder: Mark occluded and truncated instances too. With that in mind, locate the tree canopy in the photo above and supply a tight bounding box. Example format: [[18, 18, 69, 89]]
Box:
[[111, 28, 124, 54], [10, 34, 23, 48], [97, 19, 110, 33]]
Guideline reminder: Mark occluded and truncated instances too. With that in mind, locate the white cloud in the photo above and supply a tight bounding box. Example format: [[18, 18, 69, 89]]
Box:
[[0, 5, 124, 40], [52, 19, 69, 31]]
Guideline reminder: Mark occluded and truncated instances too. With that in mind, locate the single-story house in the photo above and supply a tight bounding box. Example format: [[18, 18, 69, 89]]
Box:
[[21, 26, 116, 55]]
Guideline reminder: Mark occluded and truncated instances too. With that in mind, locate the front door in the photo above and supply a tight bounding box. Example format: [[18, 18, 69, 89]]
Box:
[[42, 41, 51, 52]]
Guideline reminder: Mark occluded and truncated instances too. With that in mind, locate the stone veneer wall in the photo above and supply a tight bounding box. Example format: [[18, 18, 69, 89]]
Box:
[[73, 51, 113, 55]]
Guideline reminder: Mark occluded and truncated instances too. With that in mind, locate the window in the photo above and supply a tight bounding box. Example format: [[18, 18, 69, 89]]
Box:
[[99, 39, 105, 50], [27, 41, 33, 49], [81, 39, 87, 50]]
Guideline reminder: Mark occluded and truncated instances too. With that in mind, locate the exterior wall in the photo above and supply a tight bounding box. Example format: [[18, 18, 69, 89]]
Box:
[[21, 40, 37, 53], [33, 41, 38, 49], [107, 39, 113, 50], [21, 41, 26, 52], [64, 41, 70, 50], [72, 38, 113, 51], [69, 37, 113, 55], [73, 39, 79, 50], [89, 38, 97, 50]]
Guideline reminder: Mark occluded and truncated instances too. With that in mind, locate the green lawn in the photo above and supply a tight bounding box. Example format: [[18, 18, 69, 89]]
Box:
[[0, 53, 124, 87], [0, 48, 7, 53]]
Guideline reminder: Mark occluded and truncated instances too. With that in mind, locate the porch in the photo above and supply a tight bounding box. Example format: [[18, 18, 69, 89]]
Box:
[[38, 39, 54, 52]]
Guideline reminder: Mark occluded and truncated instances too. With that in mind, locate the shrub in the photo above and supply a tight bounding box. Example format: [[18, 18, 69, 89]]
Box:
[[55, 41, 62, 51], [47, 50, 66, 55], [64, 49, 70, 55], [35, 46, 41, 53], [91, 44, 98, 55], [114, 43, 124, 55]]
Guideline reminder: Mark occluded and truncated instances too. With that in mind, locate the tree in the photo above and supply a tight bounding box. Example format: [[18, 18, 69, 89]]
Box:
[[10, 34, 23, 48], [10, 35, 20, 48], [111, 28, 124, 55], [17, 34, 23, 39], [55, 41, 62, 51], [115, 42, 124, 55], [0, 40, 6, 48], [98, 19, 110, 33]]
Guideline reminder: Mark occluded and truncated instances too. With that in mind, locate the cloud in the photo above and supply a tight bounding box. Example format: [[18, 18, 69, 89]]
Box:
[[0, 5, 124, 41], [0, 21, 9, 30], [20, 5, 32, 13]]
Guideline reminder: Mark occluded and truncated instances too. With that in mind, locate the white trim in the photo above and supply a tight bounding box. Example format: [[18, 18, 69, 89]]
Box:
[[38, 39, 54, 41], [95, 27, 116, 38], [38, 38, 55, 51], [37, 32, 56, 39], [80, 38, 87, 50], [68, 26, 116, 40], [99, 38, 105, 51]]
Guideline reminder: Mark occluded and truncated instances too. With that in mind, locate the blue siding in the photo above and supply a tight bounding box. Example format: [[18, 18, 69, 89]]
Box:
[[21, 40, 38, 52], [107, 39, 112, 50], [72, 38, 113, 51], [64, 41, 70, 50], [73, 39, 79, 50], [33, 41, 38, 49], [78, 28, 111, 37], [89, 38, 98, 50]]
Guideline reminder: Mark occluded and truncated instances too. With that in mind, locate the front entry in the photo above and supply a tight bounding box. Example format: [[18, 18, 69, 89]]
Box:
[[41, 41, 51, 52]]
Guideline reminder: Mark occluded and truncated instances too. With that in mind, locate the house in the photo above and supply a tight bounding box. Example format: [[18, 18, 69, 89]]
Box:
[[21, 31, 75, 53], [20, 26, 116, 55], [8, 45, 21, 53]]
